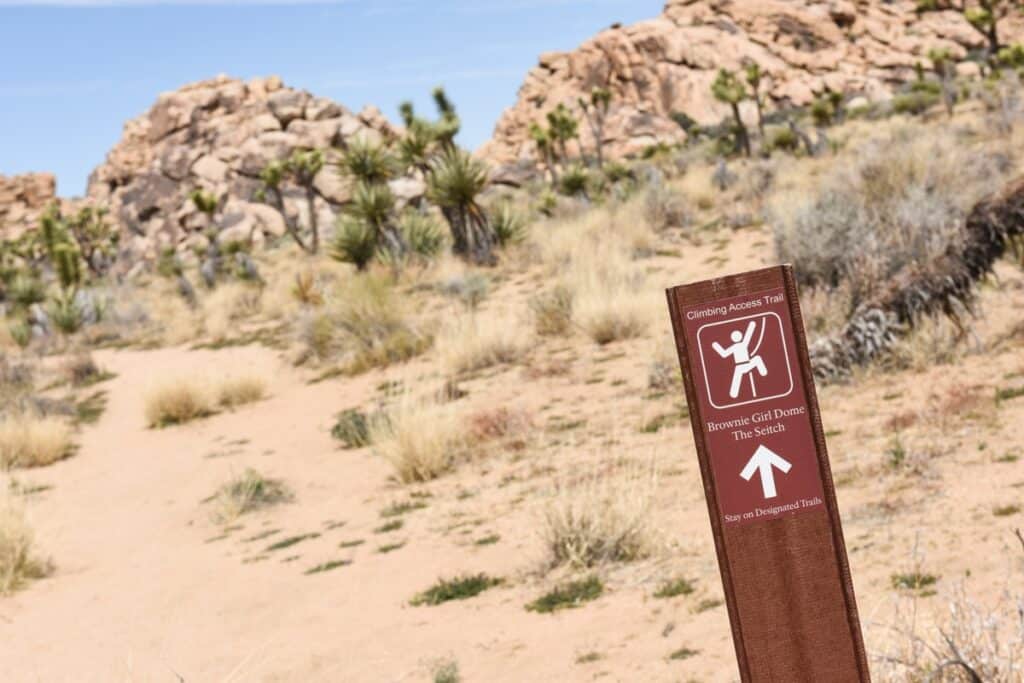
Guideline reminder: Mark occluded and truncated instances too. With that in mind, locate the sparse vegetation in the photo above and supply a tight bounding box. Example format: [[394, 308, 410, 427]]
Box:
[[370, 399, 469, 483], [216, 375, 267, 409], [330, 408, 372, 448], [0, 489, 52, 594], [0, 415, 75, 468], [653, 576, 695, 599], [410, 573, 502, 606], [542, 464, 658, 569], [210, 469, 288, 524], [144, 379, 214, 428], [526, 575, 603, 613]]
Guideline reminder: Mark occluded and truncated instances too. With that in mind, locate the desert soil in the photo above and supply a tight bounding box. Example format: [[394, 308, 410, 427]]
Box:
[[3, 225, 1023, 682]]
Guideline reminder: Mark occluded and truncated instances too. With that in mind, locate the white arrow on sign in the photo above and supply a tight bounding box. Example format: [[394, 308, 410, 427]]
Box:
[[739, 444, 792, 499]]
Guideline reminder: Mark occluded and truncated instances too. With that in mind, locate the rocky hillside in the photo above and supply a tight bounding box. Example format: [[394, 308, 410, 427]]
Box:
[[481, 0, 1024, 165], [0, 173, 57, 240], [86, 75, 411, 260]]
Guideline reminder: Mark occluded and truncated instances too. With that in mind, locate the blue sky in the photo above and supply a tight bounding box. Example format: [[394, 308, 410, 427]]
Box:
[[0, 0, 662, 196]]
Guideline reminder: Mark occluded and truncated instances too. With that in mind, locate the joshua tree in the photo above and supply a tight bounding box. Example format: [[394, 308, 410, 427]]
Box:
[[928, 47, 958, 117], [577, 86, 612, 168], [917, 0, 1014, 64], [396, 86, 461, 172], [427, 147, 495, 266], [257, 149, 325, 254], [529, 122, 559, 185], [711, 69, 751, 157], [744, 62, 767, 141], [546, 103, 579, 166], [189, 189, 222, 287]]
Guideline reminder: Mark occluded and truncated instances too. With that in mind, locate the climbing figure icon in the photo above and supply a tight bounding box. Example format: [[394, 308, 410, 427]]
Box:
[[712, 320, 767, 399]]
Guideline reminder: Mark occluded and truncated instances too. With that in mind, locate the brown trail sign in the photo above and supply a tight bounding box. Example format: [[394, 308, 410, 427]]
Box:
[[665, 265, 870, 682]]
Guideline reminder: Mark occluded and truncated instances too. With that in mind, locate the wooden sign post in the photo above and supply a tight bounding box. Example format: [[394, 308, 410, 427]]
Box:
[[665, 265, 870, 682]]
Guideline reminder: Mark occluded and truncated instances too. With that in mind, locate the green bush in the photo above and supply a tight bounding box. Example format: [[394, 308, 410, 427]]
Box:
[[892, 90, 940, 116], [411, 573, 502, 606], [329, 217, 377, 271], [765, 125, 800, 154], [7, 275, 45, 309], [525, 575, 603, 613], [490, 202, 527, 247], [398, 211, 444, 259], [330, 408, 372, 448]]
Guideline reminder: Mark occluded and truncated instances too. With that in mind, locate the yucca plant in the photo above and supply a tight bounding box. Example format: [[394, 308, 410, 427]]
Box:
[[427, 147, 495, 265], [8, 319, 31, 349], [529, 122, 559, 185], [546, 103, 579, 166], [48, 291, 83, 335], [6, 275, 45, 309], [339, 137, 394, 184], [330, 216, 378, 271], [398, 210, 444, 259], [490, 202, 526, 247]]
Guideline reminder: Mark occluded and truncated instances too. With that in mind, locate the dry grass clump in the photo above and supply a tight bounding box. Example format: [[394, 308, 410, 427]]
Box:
[[0, 489, 52, 594], [216, 375, 267, 409], [62, 352, 105, 387], [200, 281, 263, 343], [541, 463, 659, 570], [772, 125, 1011, 312], [144, 379, 214, 428], [436, 311, 530, 376], [370, 399, 469, 483], [0, 415, 75, 468], [210, 468, 288, 524], [529, 285, 574, 337], [566, 248, 651, 345], [335, 275, 432, 373]]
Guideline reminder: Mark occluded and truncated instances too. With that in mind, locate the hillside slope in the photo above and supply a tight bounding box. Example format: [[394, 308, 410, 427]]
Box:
[[482, 0, 1024, 165]]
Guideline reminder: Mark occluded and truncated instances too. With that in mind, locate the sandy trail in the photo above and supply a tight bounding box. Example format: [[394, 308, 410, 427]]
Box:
[[2, 232, 1023, 682]]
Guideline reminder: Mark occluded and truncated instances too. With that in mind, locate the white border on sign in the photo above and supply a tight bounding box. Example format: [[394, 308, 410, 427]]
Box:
[[696, 311, 794, 410]]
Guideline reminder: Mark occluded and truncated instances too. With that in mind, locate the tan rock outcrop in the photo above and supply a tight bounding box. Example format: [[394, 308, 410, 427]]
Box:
[[86, 74, 403, 259], [481, 0, 1024, 166], [0, 172, 57, 240]]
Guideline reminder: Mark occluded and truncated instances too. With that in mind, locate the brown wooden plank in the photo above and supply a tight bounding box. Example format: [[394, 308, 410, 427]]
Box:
[[665, 264, 870, 682]]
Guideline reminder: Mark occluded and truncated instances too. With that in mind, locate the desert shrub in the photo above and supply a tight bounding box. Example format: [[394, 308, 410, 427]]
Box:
[[529, 285, 574, 337], [771, 127, 1009, 309], [0, 490, 52, 594], [329, 216, 377, 271], [872, 582, 1024, 682], [296, 309, 338, 362], [62, 352, 103, 387], [438, 273, 489, 310], [330, 408, 372, 448], [570, 254, 649, 345], [0, 415, 74, 468], [526, 575, 603, 613], [0, 355, 34, 397], [216, 375, 267, 408], [765, 125, 800, 154], [431, 658, 461, 683], [7, 320, 31, 350], [7, 275, 45, 309], [370, 399, 468, 483], [541, 464, 658, 570], [558, 163, 590, 197], [642, 182, 689, 231], [892, 90, 940, 116], [436, 311, 530, 376], [398, 210, 444, 260], [410, 573, 502, 606], [210, 468, 288, 524], [490, 202, 527, 247], [335, 276, 431, 373], [48, 294, 83, 335], [200, 281, 262, 342], [144, 380, 214, 427]]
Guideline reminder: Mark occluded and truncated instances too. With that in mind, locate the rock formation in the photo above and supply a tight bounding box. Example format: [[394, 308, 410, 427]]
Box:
[[86, 74, 407, 259], [481, 0, 1024, 166], [0, 173, 57, 240]]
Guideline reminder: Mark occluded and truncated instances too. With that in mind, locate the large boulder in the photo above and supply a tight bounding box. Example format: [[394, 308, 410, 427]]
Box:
[[0, 173, 58, 240], [480, 0, 1024, 166], [86, 74, 403, 258]]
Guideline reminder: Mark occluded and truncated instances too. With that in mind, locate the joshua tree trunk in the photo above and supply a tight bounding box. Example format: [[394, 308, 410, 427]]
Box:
[[810, 175, 1024, 381], [266, 185, 311, 254], [730, 102, 751, 157], [442, 205, 495, 266], [305, 184, 320, 255]]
